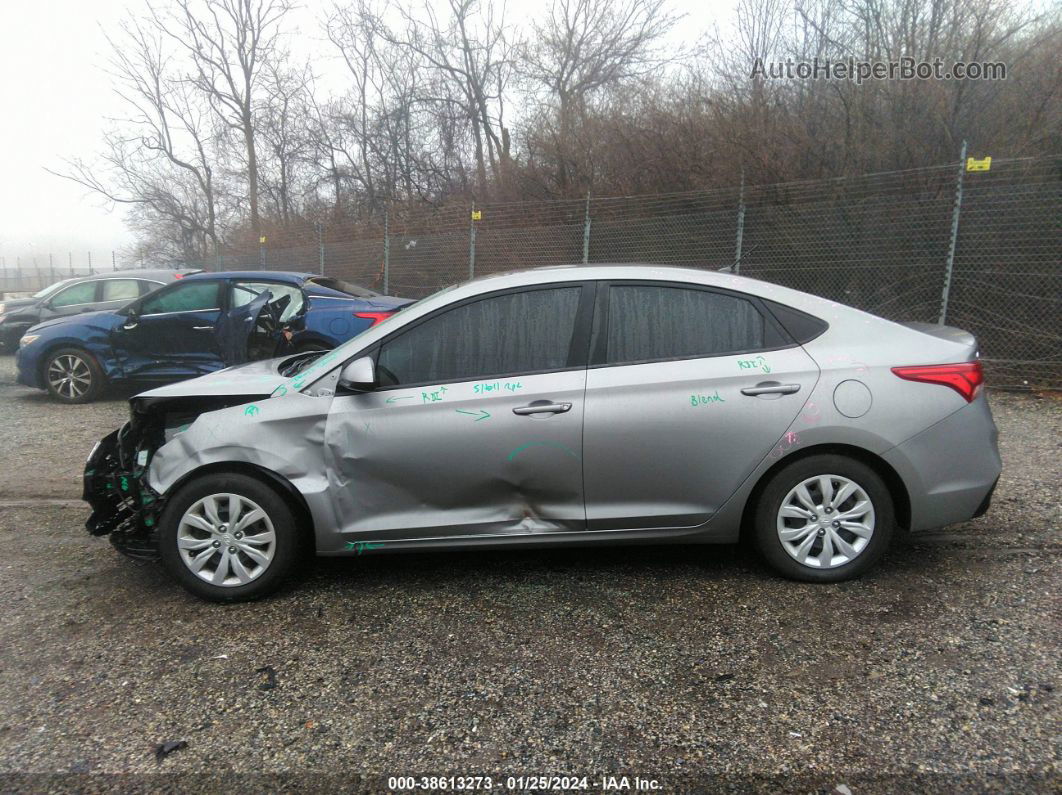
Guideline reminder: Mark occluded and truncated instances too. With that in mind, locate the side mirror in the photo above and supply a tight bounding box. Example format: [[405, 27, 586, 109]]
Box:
[[122, 308, 140, 329], [338, 356, 376, 392]]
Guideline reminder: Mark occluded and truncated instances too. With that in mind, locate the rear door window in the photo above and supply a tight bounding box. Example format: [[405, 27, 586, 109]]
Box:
[[377, 287, 582, 386], [101, 279, 141, 302], [600, 284, 778, 365]]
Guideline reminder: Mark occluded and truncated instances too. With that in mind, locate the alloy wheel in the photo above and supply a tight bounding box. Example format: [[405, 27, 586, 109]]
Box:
[[47, 354, 92, 400], [776, 474, 875, 569], [177, 493, 277, 587]]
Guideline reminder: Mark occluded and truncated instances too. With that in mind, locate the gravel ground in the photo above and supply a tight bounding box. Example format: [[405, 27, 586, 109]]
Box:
[[0, 356, 1058, 792]]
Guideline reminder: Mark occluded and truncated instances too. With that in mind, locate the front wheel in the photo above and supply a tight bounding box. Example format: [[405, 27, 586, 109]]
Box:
[[157, 473, 304, 602], [754, 454, 895, 582], [44, 347, 104, 403]]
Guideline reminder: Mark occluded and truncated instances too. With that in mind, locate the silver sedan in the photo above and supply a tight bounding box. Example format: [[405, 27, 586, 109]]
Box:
[[84, 265, 1001, 601]]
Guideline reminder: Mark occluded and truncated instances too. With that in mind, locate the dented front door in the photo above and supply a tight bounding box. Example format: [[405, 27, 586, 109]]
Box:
[[322, 284, 590, 542], [325, 372, 587, 541]]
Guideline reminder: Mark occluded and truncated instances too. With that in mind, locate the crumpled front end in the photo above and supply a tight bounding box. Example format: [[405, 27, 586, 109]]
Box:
[[84, 422, 164, 559]]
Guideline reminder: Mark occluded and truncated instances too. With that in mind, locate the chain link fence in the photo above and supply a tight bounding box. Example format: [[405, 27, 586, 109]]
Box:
[[3, 155, 1058, 387]]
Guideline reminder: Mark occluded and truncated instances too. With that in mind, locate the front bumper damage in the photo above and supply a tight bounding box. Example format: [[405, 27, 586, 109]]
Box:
[[84, 387, 285, 559], [84, 423, 164, 560]]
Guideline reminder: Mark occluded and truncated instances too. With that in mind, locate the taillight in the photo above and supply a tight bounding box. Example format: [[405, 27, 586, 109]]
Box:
[[891, 361, 984, 402], [354, 311, 393, 326]]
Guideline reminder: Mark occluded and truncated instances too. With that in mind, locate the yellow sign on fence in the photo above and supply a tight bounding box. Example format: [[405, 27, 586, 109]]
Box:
[[471, 210, 482, 221], [966, 156, 991, 172]]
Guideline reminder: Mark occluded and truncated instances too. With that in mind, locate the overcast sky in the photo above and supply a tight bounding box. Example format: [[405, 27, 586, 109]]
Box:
[[0, 0, 729, 268]]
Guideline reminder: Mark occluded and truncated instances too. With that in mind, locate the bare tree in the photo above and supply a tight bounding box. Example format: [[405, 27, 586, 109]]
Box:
[[157, 0, 295, 240], [521, 0, 682, 193], [381, 0, 516, 196], [49, 16, 223, 261], [258, 60, 313, 225]]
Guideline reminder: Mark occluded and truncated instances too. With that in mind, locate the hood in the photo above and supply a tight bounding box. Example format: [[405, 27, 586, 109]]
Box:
[[0, 297, 41, 313], [28, 310, 121, 335], [134, 357, 290, 400]]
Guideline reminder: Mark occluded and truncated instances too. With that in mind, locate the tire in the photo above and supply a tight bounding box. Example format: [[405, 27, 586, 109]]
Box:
[[43, 347, 104, 404], [754, 454, 894, 583], [157, 472, 304, 602]]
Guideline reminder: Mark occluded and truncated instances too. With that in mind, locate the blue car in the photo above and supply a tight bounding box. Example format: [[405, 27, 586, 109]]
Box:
[[16, 271, 411, 403]]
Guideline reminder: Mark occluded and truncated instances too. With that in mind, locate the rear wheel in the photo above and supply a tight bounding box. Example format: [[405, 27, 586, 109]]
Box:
[[44, 347, 104, 403], [158, 473, 303, 602], [754, 454, 894, 582]]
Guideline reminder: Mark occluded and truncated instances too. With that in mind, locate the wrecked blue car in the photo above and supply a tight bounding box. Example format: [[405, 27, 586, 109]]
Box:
[[15, 271, 410, 403]]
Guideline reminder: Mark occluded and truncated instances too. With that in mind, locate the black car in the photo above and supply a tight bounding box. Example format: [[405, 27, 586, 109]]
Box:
[[0, 269, 197, 351]]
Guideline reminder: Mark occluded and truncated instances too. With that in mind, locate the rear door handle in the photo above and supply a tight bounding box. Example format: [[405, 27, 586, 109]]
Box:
[[192, 325, 214, 330], [741, 383, 801, 396], [513, 402, 572, 415]]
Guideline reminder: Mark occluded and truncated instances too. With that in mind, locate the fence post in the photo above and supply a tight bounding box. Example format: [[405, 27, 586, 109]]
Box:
[[87, 251, 93, 275], [734, 169, 746, 275], [582, 192, 592, 264], [939, 140, 967, 325], [468, 201, 477, 281], [49, 253, 55, 283], [112, 250, 117, 271], [68, 252, 73, 277], [383, 209, 390, 294], [316, 222, 324, 275], [213, 239, 220, 271]]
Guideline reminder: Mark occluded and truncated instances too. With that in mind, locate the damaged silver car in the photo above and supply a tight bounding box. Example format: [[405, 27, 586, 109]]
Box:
[[84, 265, 1001, 601]]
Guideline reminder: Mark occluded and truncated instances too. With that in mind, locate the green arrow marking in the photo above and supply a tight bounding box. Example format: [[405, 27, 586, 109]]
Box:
[[385, 395, 415, 404], [456, 409, 491, 422]]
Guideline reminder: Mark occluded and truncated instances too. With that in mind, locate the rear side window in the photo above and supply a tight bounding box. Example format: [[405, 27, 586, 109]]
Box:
[[140, 282, 221, 314], [761, 298, 829, 343], [102, 279, 140, 301], [50, 281, 97, 308], [602, 285, 774, 365], [377, 287, 582, 386]]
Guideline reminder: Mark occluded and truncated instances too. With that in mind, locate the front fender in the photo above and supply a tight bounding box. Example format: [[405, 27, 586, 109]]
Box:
[[146, 393, 336, 543]]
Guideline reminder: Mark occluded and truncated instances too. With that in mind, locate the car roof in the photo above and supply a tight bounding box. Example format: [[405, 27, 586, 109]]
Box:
[[55, 268, 193, 284], [441, 263, 850, 318], [180, 270, 311, 284]]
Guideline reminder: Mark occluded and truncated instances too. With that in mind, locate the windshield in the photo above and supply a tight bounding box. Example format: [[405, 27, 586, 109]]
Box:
[[33, 278, 77, 299]]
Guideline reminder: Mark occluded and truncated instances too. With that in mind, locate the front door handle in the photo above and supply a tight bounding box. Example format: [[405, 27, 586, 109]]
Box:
[[192, 325, 214, 330], [741, 382, 801, 396], [513, 402, 572, 415]]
